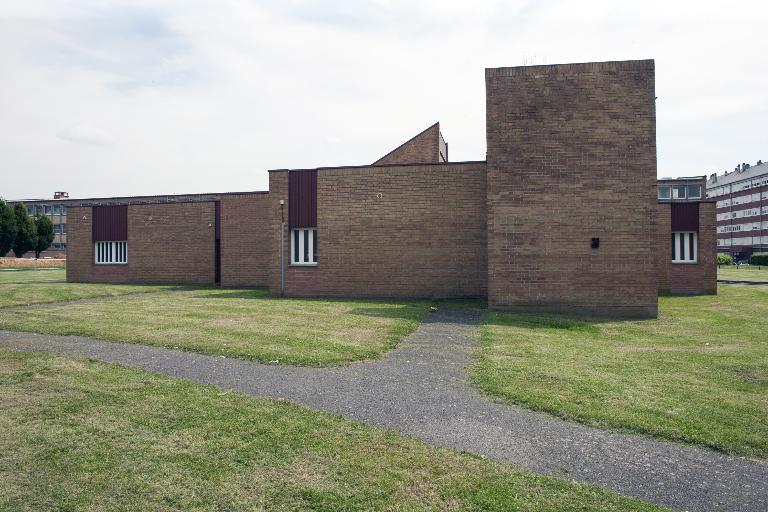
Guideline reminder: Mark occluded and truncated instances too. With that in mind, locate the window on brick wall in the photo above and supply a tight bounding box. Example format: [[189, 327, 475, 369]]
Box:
[[672, 185, 687, 199], [291, 228, 317, 265], [658, 186, 671, 199], [94, 241, 128, 264], [687, 184, 702, 199], [671, 232, 697, 263]]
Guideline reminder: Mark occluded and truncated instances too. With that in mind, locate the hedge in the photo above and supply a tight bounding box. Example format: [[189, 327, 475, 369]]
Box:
[[717, 254, 733, 266], [749, 254, 768, 266]]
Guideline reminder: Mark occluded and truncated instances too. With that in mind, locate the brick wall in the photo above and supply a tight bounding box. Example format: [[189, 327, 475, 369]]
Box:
[[66, 206, 93, 282], [220, 193, 271, 287], [268, 171, 289, 294], [269, 162, 487, 298], [486, 60, 658, 317], [127, 202, 215, 283], [66, 206, 130, 282], [67, 202, 216, 284], [657, 202, 717, 295], [373, 123, 442, 165]]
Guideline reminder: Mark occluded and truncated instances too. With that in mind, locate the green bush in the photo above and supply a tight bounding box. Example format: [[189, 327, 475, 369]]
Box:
[[717, 254, 733, 266], [34, 214, 55, 258], [12, 203, 37, 258], [749, 254, 768, 266]]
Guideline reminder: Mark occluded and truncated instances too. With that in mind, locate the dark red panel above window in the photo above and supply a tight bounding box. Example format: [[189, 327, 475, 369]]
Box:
[[671, 202, 699, 231], [92, 205, 128, 241], [289, 170, 317, 228]]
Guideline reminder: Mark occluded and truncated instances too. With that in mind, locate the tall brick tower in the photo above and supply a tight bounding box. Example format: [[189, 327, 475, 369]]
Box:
[[485, 60, 658, 317]]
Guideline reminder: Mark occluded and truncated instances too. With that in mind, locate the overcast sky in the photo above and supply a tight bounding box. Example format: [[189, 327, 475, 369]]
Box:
[[1, 0, 766, 200]]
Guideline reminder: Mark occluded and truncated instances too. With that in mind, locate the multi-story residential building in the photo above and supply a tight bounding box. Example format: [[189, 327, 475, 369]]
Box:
[[706, 161, 768, 261]]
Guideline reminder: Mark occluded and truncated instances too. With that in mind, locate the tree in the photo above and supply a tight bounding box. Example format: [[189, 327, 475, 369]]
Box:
[[12, 203, 37, 258], [34, 214, 55, 258], [0, 199, 17, 257]]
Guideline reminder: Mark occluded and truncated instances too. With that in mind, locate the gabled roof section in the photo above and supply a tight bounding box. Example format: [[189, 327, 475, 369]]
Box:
[[373, 122, 447, 165]]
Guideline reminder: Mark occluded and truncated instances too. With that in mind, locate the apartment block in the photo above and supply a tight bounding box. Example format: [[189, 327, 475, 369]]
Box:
[[707, 161, 768, 260]]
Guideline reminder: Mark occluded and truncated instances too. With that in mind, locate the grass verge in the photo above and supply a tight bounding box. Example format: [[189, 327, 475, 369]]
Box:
[[0, 268, 184, 308], [718, 265, 768, 282], [0, 286, 429, 366], [471, 284, 768, 459], [0, 350, 664, 511]]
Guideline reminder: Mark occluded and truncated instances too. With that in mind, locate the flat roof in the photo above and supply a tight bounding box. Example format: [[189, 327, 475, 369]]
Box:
[[268, 160, 487, 173], [658, 176, 706, 182], [9, 190, 268, 205]]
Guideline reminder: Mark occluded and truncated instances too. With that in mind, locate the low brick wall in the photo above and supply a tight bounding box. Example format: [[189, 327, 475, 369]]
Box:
[[219, 193, 271, 287]]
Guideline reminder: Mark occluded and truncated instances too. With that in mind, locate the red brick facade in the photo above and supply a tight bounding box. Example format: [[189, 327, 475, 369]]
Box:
[[220, 193, 271, 287], [657, 201, 717, 295], [67, 202, 216, 284], [64, 60, 718, 317], [485, 60, 658, 317], [269, 162, 487, 298], [373, 123, 444, 165]]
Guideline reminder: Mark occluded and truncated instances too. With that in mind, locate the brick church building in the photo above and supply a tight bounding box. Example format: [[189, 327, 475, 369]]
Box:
[[64, 60, 716, 318]]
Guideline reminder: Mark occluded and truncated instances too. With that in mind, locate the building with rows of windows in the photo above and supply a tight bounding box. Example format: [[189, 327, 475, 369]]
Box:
[[5, 191, 70, 257], [706, 161, 768, 261]]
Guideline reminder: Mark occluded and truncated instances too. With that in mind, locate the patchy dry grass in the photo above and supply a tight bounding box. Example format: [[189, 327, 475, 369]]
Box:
[[0, 268, 183, 308], [472, 284, 768, 459], [0, 350, 664, 511], [0, 280, 429, 365], [0, 257, 64, 268]]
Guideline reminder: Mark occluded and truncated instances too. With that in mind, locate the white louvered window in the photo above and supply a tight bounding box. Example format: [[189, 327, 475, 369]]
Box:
[[291, 228, 317, 265], [95, 241, 128, 264], [671, 232, 697, 263]]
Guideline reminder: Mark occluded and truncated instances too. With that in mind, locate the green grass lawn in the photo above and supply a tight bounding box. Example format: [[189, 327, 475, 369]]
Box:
[[472, 284, 768, 459], [718, 265, 768, 282], [0, 350, 663, 512], [0, 268, 184, 308], [0, 282, 429, 365]]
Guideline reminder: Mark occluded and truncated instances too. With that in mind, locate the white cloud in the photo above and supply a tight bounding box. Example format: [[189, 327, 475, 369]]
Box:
[[57, 123, 115, 146], [1, 0, 767, 199]]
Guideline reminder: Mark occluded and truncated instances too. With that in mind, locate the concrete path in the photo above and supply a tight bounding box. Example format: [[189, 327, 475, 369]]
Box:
[[718, 279, 768, 285], [1, 311, 766, 512]]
